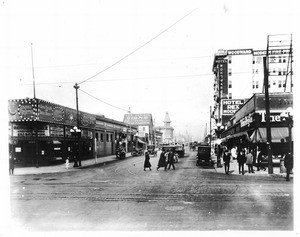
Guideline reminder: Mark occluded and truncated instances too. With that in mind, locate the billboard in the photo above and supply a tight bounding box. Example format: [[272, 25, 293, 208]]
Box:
[[123, 113, 153, 126], [222, 99, 244, 115]]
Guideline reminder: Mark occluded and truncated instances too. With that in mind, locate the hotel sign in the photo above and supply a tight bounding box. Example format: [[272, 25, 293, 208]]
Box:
[[222, 99, 244, 115]]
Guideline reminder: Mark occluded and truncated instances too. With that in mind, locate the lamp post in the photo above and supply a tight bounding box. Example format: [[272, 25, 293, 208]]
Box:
[[216, 122, 224, 168], [70, 126, 81, 167], [280, 107, 293, 154]]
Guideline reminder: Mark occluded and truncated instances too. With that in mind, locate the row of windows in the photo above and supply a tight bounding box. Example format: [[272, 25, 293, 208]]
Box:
[[252, 80, 288, 89], [95, 132, 114, 142], [228, 56, 289, 64]]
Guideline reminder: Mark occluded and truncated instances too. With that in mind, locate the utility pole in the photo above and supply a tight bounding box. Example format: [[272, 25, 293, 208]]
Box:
[[209, 106, 212, 148], [31, 43, 39, 168], [74, 83, 81, 167], [263, 38, 273, 174]]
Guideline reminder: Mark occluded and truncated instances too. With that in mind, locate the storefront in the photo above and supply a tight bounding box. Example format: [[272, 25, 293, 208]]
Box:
[[8, 98, 137, 166], [221, 92, 293, 155]]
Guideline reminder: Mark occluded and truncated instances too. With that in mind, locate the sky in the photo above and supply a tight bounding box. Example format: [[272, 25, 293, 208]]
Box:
[[1, 0, 298, 141]]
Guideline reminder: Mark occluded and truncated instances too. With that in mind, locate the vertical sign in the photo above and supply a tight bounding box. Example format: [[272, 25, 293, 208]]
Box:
[[217, 59, 228, 95]]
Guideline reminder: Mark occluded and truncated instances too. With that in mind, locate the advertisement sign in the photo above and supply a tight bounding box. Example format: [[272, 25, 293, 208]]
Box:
[[227, 49, 252, 55], [123, 114, 153, 126], [8, 99, 37, 121], [222, 99, 244, 115], [216, 59, 228, 95], [255, 93, 293, 111]]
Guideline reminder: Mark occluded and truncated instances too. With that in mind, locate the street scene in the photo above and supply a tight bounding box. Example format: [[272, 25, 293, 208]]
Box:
[[2, 0, 297, 235], [9, 150, 293, 231]]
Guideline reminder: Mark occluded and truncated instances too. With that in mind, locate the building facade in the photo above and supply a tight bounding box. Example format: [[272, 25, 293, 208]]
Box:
[[123, 113, 155, 145], [212, 48, 293, 129], [8, 98, 137, 166]]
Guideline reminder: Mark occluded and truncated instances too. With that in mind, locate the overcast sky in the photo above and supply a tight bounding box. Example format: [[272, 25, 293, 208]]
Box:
[[1, 0, 298, 141]]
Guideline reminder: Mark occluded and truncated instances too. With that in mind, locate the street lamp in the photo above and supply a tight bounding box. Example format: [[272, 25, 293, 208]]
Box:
[[280, 107, 293, 154], [216, 122, 224, 167], [70, 126, 81, 167]]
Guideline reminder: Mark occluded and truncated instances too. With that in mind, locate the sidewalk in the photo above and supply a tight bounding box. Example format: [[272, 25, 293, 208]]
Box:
[[12, 152, 133, 176], [211, 155, 288, 178]]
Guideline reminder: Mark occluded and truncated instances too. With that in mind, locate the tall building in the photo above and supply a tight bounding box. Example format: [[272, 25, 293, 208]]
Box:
[[212, 47, 293, 127]]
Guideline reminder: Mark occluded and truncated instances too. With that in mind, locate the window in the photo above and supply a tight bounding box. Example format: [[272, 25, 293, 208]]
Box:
[[110, 134, 113, 141], [283, 68, 287, 75], [106, 134, 109, 142], [273, 80, 276, 86], [283, 57, 286, 63], [100, 133, 104, 142], [228, 80, 232, 88], [95, 132, 99, 141], [278, 56, 282, 63], [228, 56, 232, 64], [228, 68, 232, 76], [252, 82, 255, 89], [278, 68, 282, 75], [278, 80, 282, 88], [228, 93, 232, 99]]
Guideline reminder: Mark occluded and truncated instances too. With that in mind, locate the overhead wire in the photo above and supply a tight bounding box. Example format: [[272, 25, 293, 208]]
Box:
[[78, 7, 198, 85], [79, 88, 129, 112]]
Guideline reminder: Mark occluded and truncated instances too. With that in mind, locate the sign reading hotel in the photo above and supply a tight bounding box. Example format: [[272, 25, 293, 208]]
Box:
[[222, 99, 244, 115]]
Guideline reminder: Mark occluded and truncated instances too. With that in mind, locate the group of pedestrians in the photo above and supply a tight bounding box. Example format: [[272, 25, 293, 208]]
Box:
[[143, 149, 176, 171], [220, 145, 293, 181]]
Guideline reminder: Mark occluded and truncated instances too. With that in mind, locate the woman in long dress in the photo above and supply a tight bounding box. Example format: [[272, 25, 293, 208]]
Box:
[[144, 151, 152, 171], [157, 151, 166, 170]]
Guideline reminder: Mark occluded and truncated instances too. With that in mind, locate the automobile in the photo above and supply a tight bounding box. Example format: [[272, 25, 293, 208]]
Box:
[[162, 145, 185, 157], [196, 142, 214, 167], [147, 145, 157, 156]]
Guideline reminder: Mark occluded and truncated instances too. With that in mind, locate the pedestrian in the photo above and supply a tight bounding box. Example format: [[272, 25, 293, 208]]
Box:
[[144, 151, 151, 171], [157, 151, 166, 171], [65, 157, 70, 169], [237, 148, 246, 175], [231, 146, 237, 160], [256, 149, 266, 171], [223, 149, 231, 174], [284, 152, 293, 181], [246, 149, 254, 174], [9, 152, 15, 175], [167, 149, 175, 170]]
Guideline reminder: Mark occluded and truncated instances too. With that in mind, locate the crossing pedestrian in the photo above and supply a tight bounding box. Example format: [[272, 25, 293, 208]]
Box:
[[144, 151, 151, 171], [157, 151, 166, 171], [284, 152, 293, 181], [246, 149, 254, 174], [237, 148, 246, 175], [167, 149, 175, 170], [223, 149, 231, 174]]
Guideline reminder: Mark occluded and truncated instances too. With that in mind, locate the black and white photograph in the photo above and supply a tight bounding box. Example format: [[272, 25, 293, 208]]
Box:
[[1, 0, 298, 235]]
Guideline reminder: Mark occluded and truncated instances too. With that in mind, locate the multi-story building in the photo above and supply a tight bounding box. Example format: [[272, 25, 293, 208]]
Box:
[[123, 113, 155, 145], [212, 47, 293, 128]]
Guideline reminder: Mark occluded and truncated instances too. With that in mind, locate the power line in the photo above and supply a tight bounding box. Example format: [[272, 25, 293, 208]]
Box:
[[22, 70, 253, 86], [78, 7, 198, 85], [79, 88, 129, 112]]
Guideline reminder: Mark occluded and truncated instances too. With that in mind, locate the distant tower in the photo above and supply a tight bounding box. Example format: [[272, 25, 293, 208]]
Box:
[[162, 112, 174, 143]]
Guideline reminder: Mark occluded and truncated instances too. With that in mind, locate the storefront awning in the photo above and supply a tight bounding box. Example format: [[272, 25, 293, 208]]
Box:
[[250, 127, 292, 143], [223, 131, 250, 142], [137, 138, 147, 144]]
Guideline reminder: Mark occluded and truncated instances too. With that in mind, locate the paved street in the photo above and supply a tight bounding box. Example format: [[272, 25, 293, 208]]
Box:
[[8, 150, 293, 231]]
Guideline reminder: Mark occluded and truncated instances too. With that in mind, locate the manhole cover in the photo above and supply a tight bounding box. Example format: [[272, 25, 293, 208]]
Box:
[[165, 206, 184, 211]]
